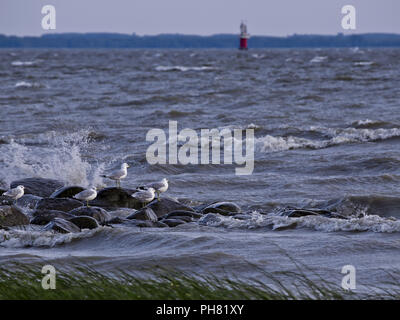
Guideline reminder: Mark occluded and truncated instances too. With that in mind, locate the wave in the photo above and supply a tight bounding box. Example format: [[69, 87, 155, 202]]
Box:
[[11, 61, 38, 67], [255, 127, 400, 153], [350, 119, 394, 129], [0, 226, 104, 248], [155, 65, 214, 72], [0, 129, 106, 187], [198, 211, 400, 233], [310, 56, 327, 63], [354, 61, 374, 66], [15, 81, 45, 89]]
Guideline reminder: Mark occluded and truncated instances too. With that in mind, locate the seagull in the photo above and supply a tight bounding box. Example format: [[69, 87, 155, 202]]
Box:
[[3, 185, 25, 205], [73, 187, 97, 207], [101, 163, 130, 188], [131, 187, 155, 208], [146, 178, 168, 199]]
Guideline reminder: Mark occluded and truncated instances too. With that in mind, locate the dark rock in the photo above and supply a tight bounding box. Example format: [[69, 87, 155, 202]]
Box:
[[50, 186, 85, 199], [31, 210, 74, 225], [278, 208, 347, 219], [89, 187, 141, 209], [198, 213, 222, 226], [166, 215, 193, 223], [232, 214, 252, 220], [160, 218, 186, 227], [126, 208, 158, 222], [68, 206, 111, 224], [43, 218, 80, 233], [68, 216, 99, 230], [10, 178, 64, 198], [273, 222, 298, 231], [281, 209, 319, 218], [0, 195, 14, 206], [0, 205, 29, 227], [0, 189, 6, 196], [147, 197, 195, 218], [107, 216, 128, 224], [0, 225, 10, 231], [202, 207, 238, 216], [123, 219, 156, 228], [203, 202, 241, 214], [17, 194, 43, 210], [153, 221, 169, 228], [35, 198, 83, 212], [160, 210, 203, 220]]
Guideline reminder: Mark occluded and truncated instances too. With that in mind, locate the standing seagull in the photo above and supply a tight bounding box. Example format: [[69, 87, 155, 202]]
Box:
[[3, 185, 25, 205], [73, 187, 97, 207], [146, 178, 168, 199], [131, 187, 155, 208], [101, 163, 130, 188]]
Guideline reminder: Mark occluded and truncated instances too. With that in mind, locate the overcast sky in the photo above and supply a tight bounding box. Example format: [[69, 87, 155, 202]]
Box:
[[0, 0, 399, 36]]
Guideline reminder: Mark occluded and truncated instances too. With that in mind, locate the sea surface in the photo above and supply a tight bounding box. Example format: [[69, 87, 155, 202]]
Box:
[[1, 48, 400, 293]]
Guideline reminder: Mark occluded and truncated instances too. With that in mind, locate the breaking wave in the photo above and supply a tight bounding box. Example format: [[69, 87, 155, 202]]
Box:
[[0, 226, 104, 248], [11, 61, 38, 67], [0, 129, 106, 187], [198, 212, 400, 233], [255, 127, 400, 153], [155, 65, 214, 72]]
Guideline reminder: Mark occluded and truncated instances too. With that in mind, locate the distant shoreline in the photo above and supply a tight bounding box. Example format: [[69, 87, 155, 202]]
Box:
[[1, 32, 400, 48]]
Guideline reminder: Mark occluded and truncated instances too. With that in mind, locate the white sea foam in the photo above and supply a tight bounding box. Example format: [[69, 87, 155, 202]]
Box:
[[0, 227, 103, 248], [198, 212, 400, 233], [15, 81, 45, 88], [15, 81, 32, 88], [353, 119, 375, 126], [0, 129, 106, 187], [155, 65, 214, 72], [11, 61, 37, 67], [255, 127, 400, 153], [310, 56, 328, 63], [354, 61, 374, 66]]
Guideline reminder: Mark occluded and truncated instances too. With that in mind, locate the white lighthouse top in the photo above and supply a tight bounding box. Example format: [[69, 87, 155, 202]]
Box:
[[240, 21, 250, 38]]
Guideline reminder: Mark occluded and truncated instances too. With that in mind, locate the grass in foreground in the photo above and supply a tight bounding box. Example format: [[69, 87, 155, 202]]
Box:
[[0, 264, 398, 300]]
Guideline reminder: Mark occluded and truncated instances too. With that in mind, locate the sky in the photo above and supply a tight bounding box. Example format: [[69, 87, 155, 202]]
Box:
[[0, 0, 399, 36]]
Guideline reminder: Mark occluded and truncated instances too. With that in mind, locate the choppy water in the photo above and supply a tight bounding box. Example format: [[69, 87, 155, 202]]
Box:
[[1, 48, 400, 291]]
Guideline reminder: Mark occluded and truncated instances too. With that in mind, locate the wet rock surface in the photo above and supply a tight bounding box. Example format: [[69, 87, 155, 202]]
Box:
[[10, 178, 64, 198], [0, 205, 29, 227], [89, 187, 141, 209], [35, 198, 83, 213], [50, 186, 85, 199], [31, 210, 75, 225], [146, 197, 195, 218], [68, 216, 99, 230], [127, 207, 158, 222], [43, 218, 80, 233], [68, 206, 111, 224]]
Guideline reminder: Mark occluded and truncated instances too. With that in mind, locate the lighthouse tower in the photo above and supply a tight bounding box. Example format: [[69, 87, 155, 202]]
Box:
[[239, 21, 249, 50]]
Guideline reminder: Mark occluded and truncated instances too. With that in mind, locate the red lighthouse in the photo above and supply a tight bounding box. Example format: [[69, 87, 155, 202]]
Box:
[[239, 21, 249, 50]]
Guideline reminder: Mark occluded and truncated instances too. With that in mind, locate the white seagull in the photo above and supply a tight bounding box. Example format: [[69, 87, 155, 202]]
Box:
[[73, 186, 97, 207], [131, 187, 155, 208], [102, 163, 130, 188], [146, 178, 168, 199], [3, 185, 25, 205]]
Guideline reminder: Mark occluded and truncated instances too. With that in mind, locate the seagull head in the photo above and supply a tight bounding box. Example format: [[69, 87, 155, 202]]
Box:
[[18, 185, 25, 190], [122, 162, 130, 169]]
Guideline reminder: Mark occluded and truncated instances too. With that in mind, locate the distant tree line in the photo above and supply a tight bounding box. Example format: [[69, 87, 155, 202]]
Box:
[[0, 33, 399, 48]]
